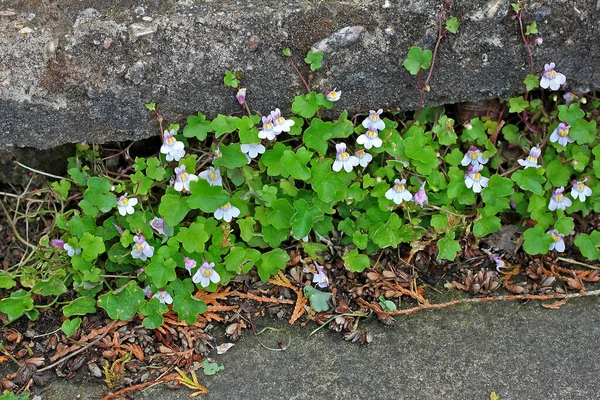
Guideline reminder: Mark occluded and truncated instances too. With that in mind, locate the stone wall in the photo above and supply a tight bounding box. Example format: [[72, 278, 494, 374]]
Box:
[[0, 0, 599, 151]]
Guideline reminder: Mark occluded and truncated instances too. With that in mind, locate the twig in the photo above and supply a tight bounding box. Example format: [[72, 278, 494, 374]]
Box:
[[309, 312, 371, 337], [233, 291, 295, 304], [557, 257, 599, 270], [0, 199, 37, 250], [288, 58, 311, 93], [100, 373, 178, 400], [14, 161, 73, 182], [38, 321, 116, 373]]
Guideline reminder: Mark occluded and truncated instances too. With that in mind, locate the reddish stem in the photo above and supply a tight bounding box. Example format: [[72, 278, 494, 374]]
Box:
[[288, 58, 311, 93]]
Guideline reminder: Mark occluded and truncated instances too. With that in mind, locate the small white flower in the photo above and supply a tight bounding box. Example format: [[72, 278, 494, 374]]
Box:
[[385, 179, 413, 205], [192, 260, 220, 288], [361, 109, 385, 131], [214, 202, 241, 222], [116, 193, 138, 216], [63, 243, 82, 257], [461, 146, 488, 168], [258, 115, 277, 141], [241, 143, 266, 159], [563, 92, 578, 105], [184, 257, 197, 275], [271, 108, 295, 134], [326, 88, 341, 102], [143, 285, 153, 298], [548, 187, 572, 211], [549, 123, 574, 147], [131, 235, 154, 261], [355, 149, 373, 168], [173, 165, 198, 192], [570, 180, 592, 202], [464, 165, 489, 193], [312, 262, 329, 288], [216, 343, 235, 354], [517, 147, 542, 169], [332, 143, 359, 172], [356, 129, 383, 149], [155, 290, 173, 305], [540, 62, 566, 91], [199, 167, 223, 186], [160, 129, 186, 162], [547, 229, 565, 252], [149, 217, 167, 236]]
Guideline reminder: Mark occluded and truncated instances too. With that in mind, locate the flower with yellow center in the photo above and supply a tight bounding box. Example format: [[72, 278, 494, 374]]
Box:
[[199, 167, 223, 186]]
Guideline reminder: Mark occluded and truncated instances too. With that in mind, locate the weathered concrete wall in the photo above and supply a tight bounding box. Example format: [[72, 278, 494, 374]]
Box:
[[0, 0, 599, 150]]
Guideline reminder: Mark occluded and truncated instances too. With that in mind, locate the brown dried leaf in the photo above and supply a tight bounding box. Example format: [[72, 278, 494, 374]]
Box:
[[541, 299, 568, 310], [289, 291, 307, 325]]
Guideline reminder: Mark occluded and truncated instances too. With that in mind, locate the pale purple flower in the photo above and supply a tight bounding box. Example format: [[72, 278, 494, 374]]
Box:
[[491, 254, 510, 272], [355, 149, 373, 168], [192, 260, 220, 288], [155, 290, 173, 305], [199, 167, 222, 187], [412, 182, 428, 208], [570, 180, 592, 202], [563, 92, 578, 105], [258, 115, 277, 141], [241, 143, 266, 160], [461, 146, 489, 168], [116, 193, 138, 216], [149, 217, 167, 236], [464, 165, 489, 193], [517, 146, 542, 169], [271, 108, 295, 134], [143, 285, 153, 298], [184, 257, 197, 275], [385, 179, 413, 205], [548, 187, 572, 211], [214, 202, 241, 222], [50, 239, 65, 249], [356, 129, 383, 149], [361, 109, 385, 131], [547, 229, 565, 252], [173, 165, 198, 192], [534, 37, 543, 45], [160, 129, 186, 162], [326, 88, 341, 102], [312, 262, 329, 288], [540, 63, 566, 91], [63, 243, 81, 257], [236, 88, 246, 104], [131, 234, 154, 261], [549, 123, 574, 147], [332, 143, 359, 172]]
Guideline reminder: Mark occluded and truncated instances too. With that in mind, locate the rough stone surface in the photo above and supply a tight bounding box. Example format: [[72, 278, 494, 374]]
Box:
[[34, 296, 600, 399], [1, 0, 599, 150]]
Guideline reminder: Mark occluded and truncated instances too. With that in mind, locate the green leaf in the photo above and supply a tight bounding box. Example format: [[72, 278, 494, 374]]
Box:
[[303, 119, 333, 156], [159, 194, 190, 226], [213, 143, 248, 169], [508, 96, 529, 113], [223, 70, 240, 88], [558, 104, 585, 126], [403, 46, 433, 75], [211, 114, 240, 138], [545, 159, 572, 187], [511, 168, 545, 195], [523, 225, 554, 255], [431, 213, 449, 233], [0, 273, 16, 290], [203, 358, 225, 376], [61, 318, 82, 337], [63, 297, 96, 317], [282, 47, 292, 56], [281, 148, 313, 180], [145, 102, 156, 111], [79, 232, 105, 262], [379, 295, 397, 312], [97, 281, 144, 321], [187, 180, 229, 212], [256, 248, 290, 282], [433, 115, 457, 146], [292, 93, 320, 119], [445, 17, 460, 34], [312, 171, 344, 203], [481, 175, 514, 206], [0, 291, 34, 322], [437, 232, 461, 261], [32, 278, 67, 296], [555, 216, 574, 235], [79, 177, 116, 217], [260, 142, 291, 177], [525, 21, 538, 35], [524, 74, 540, 91], [303, 286, 332, 312], [224, 247, 261, 273], [291, 199, 322, 239], [146, 157, 166, 181], [146, 255, 178, 288], [570, 119, 597, 145], [473, 215, 502, 238], [371, 214, 403, 249], [183, 112, 213, 140], [302, 242, 328, 259], [404, 135, 438, 174], [304, 51, 323, 71], [267, 198, 295, 230], [574, 231, 600, 260], [342, 249, 370, 273], [139, 297, 168, 329], [172, 293, 207, 325]]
